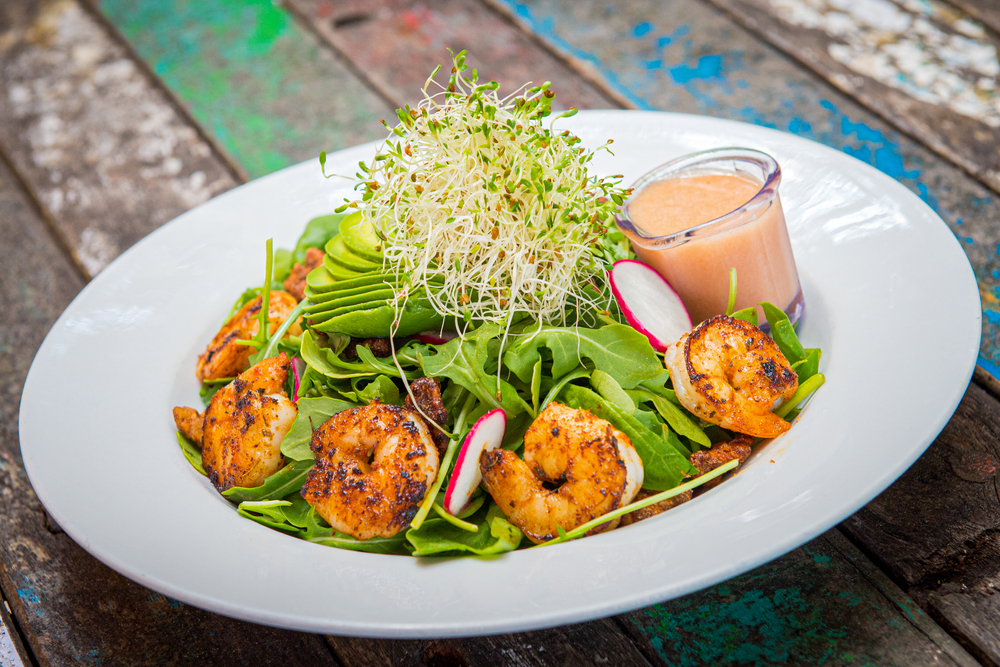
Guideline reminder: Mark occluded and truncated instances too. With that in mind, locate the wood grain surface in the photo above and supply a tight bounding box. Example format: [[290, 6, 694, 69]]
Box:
[[283, 0, 616, 111], [487, 0, 1000, 377], [624, 530, 978, 667], [97, 0, 393, 179], [705, 0, 1000, 194], [841, 381, 1000, 666], [327, 618, 654, 667], [0, 0, 239, 278], [0, 152, 346, 667]]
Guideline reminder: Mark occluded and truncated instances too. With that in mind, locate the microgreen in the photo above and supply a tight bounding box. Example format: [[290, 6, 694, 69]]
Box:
[[343, 51, 630, 330]]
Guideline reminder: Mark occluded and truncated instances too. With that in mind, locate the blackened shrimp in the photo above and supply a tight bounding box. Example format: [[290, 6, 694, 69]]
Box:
[[301, 404, 440, 540], [196, 291, 301, 381], [480, 403, 643, 544], [664, 315, 798, 438], [202, 353, 297, 492]]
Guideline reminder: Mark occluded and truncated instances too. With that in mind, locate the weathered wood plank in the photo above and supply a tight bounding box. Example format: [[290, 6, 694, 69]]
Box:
[[486, 0, 1000, 377], [619, 530, 979, 667], [282, 0, 616, 111], [840, 381, 1000, 665], [705, 0, 1000, 193], [0, 590, 31, 667], [96, 0, 393, 179], [0, 140, 341, 667], [936, 0, 1000, 44], [328, 618, 653, 667], [0, 0, 239, 278]]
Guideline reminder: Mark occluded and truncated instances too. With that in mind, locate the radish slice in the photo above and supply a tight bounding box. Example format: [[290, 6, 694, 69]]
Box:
[[291, 356, 305, 402], [444, 409, 507, 515], [412, 330, 458, 345], [609, 259, 692, 352]]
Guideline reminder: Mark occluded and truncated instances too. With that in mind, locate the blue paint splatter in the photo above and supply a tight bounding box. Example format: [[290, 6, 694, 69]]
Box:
[[16, 588, 39, 604], [633, 21, 653, 38], [669, 54, 723, 84]]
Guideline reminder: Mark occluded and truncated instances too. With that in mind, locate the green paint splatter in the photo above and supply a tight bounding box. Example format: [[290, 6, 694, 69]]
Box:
[[101, 0, 389, 178]]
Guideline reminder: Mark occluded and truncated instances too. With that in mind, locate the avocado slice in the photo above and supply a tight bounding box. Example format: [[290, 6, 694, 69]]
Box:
[[312, 300, 444, 337], [304, 288, 397, 314], [324, 235, 383, 272], [306, 271, 400, 295], [323, 254, 363, 280], [306, 280, 399, 304], [305, 265, 338, 293], [341, 214, 383, 262]]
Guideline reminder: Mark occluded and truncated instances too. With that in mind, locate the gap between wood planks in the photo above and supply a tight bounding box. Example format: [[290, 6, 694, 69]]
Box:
[[697, 0, 1000, 201], [0, 581, 35, 667], [74, 0, 250, 185]]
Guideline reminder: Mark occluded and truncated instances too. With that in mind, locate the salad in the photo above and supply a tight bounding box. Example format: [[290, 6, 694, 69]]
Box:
[[172, 53, 825, 557]]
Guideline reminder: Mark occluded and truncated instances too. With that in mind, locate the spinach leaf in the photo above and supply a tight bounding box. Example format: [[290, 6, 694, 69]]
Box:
[[636, 389, 712, 448], [237, 500, 301, 533], [406, 324, 530, 417], [406, 503, 523, 557], [176, 432, 206, 476], [301, 329, 385, 379], [281, 396, 359, 460], [293, 213, 347, 263], [223, 459, 314, 502], [504, 324, 662, 389], [590, 370, 635, 413], [273, 248, 293, 283], [561, 384, 696, 490], [731, 306, 758, 326], [761, 301, 805, 363]]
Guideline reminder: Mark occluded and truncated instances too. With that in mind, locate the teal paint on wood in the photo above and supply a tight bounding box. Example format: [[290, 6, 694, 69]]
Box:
[[492, 0, 1000, 374], [630, 536, 966, 666], [100, 0, 392, 178]]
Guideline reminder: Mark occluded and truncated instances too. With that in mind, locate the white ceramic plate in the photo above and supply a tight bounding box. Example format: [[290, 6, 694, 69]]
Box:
[[19, 111, 980, 637]]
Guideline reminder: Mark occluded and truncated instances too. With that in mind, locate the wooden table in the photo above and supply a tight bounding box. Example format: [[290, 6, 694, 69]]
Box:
[[1, 0, 999, 664]]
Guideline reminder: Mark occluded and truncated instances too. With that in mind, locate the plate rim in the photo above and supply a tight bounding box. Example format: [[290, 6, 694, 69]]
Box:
[[18, 109, 981, 637]]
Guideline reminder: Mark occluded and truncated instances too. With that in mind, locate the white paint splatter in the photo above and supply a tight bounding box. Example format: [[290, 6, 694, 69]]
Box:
[[770, 0, 1000, 126]]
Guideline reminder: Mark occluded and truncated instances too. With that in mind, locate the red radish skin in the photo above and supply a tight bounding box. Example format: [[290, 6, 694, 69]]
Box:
[[412, 331, 458, 345], [609, 259, 692, 352], [444, 409, 507, 516]]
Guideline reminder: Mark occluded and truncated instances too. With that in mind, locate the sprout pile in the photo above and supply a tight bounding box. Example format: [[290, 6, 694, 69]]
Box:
[[329, 51, 632, 329]]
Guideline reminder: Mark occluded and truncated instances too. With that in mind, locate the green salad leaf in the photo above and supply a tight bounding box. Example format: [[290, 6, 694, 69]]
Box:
[[504, 324, 662, 388], [176, 432, 206, 476], [223, 459, 314, 502], [281, 396, 359, 460], [293, 213, 347, 263], [406, 503, 523, 557]]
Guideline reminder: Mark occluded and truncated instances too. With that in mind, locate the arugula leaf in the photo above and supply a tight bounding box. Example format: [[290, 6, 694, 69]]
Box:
[[300, 329, 378, 380], [176, 432, 206, 476], [503, 324, 662, 389], [406, 503, 523, 556], [281, 396, 359, 460], [635, 389, 712, 448], [406, 324, 530, 417], [223, 459, 314, 502], [354, 375, 400, 405], [561, 384, 696, 490]]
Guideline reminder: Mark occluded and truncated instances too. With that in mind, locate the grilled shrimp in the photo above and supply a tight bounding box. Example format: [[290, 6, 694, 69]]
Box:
[[664, 315, 798, 438], [202, 353, 297, 492], [172, 406, 205, 446], [480, 403, 643, 544], [301, 403, 440, 540], [196, 291, 302, 381]]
